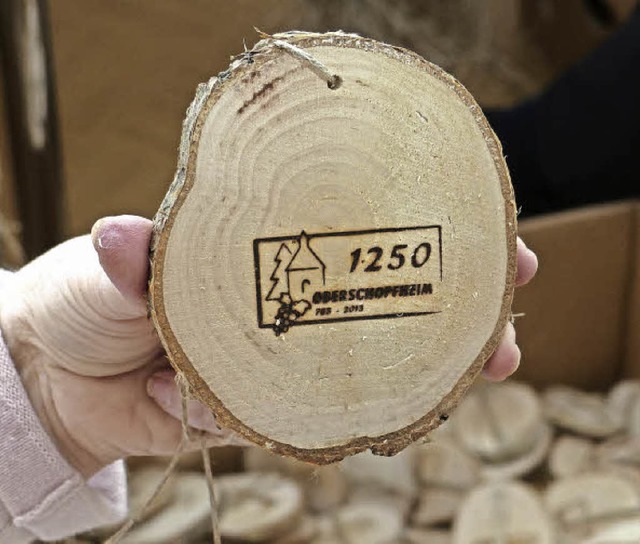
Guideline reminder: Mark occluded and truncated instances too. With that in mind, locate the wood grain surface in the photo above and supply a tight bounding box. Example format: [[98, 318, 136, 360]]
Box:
[[150, 32, 517, 463]]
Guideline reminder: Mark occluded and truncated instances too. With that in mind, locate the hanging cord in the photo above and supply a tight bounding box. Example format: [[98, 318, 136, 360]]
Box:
[[105, 374, 220, 544], [272, 39, 342, 90], [201, 434, 221, 544], [178, 375, 221, 544]]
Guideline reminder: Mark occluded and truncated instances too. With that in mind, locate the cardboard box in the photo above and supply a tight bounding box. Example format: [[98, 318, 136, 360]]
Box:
[[514, 200, 639, 389], [48, 0, 296, 236]]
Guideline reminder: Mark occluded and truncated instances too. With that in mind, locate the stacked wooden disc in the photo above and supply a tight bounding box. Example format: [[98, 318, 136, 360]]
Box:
[[149, 31, 517, 462], [70, 379, 640, 543]]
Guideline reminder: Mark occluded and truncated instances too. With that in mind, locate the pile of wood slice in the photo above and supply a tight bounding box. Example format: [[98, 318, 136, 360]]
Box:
[[67, 379, 640, 543]]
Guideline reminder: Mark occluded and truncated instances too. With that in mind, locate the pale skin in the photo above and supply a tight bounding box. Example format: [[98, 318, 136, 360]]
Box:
[[0, 215, 538, 478]]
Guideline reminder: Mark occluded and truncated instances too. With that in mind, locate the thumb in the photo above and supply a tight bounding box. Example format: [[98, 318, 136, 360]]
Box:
[[91, 215, 153, 302]]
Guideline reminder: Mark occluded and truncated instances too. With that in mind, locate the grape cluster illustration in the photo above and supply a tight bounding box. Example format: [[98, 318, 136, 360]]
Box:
[[273, 294, 311, 336]]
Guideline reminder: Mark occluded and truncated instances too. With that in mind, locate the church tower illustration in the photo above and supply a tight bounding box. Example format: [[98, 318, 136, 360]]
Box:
[[286, 231, 326, 301]]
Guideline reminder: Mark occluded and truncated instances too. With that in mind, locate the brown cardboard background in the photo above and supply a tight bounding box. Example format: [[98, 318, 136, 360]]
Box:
[[0, 67, 24, 268], [623, 203, 640, 378], [514, 202, 637, 390], [49, 0, 295, 236], [0, 68, 17, 227]]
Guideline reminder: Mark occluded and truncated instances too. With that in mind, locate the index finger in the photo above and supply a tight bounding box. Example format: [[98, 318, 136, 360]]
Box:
[[516, 237, 538, 287]]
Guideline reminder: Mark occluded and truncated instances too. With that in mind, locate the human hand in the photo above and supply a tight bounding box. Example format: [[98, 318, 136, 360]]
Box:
[[482, 237, 538, 381], [0, 215, 243, 478], [0, 215, 535, 477]]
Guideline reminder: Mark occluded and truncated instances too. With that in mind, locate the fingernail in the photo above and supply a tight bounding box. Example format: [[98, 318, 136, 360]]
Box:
[[91, 218, 105, 248], [91, 216, 120, 250], [514, 345, 522, 371], [147, 372, 176, 407]]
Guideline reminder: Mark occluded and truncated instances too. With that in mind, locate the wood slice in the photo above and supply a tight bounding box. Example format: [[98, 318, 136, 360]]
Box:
[[596, 436, 640, 468], [415, 440, 481, 490], [402, 528, 452, 544], [308, 516, 341, 544], [626, 394, 640, 437], [273, 515, 320, 544], [216, 472, 304, 542], [334, 495, 406, 544], [452, 481, 553, 544], [349, 486, 414, 518], [450, 381, 543, 462], [544, 472, 640, 540], [481, 422, 552, 480], [120, 472, 210, 544], [607, 380, 640, 429], [244, 447, 348, 512], [543, 386, 621, 438], [549, 436, 597, 480], [83, 465, 180, 540], [127, 466, 178, 524], [149, 31, 517, 463], [339, 449, 418, 497], [584, 520, 640, 544], [604, 466, 640, 497], [412, 487, 463, 526]]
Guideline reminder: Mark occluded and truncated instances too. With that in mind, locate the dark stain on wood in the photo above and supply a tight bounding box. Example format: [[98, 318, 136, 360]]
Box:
[[237, 67, 299, 114], [237, 75, 284, 114], [241, 70, 260, 84]]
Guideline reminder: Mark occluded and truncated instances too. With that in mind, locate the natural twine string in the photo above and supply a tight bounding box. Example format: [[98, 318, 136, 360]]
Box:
[[201, 434, 222, 544], [105, 374, 220, 544], [272, 39, 343, 90], [179, 376, 221, 544]]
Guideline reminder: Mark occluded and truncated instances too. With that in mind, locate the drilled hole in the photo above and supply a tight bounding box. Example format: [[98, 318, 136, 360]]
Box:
[[328, 75, 343, 90]]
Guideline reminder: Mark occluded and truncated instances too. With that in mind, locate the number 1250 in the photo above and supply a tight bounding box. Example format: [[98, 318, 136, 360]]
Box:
[[349, 243, 432, 273]]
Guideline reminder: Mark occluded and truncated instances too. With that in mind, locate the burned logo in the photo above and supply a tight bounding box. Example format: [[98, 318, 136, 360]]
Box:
[[254, 226, 444, 335], [265, 232, 325, 335]]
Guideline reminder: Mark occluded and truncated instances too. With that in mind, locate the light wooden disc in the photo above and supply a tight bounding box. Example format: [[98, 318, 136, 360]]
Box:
[[403, 528, 452, 544], [339, 449, 418, 497], [415, 440, 481, 490], [244, 447, 348, 512], [216, 472, 304, 542], [334, 496, 405, 544], [607, 380, 640, 428], [413, 487, 463, 526], [597, 436, 640, 468], [543, 386, 621, 438], [150, 31, 517, 463], [545, 473, 640, 537], [549, 436, 596, 480], [480, 422, 552, 480], [121, 473, 210, 544], [451, 381, 543, 462], [453, 481, 553, 544]]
